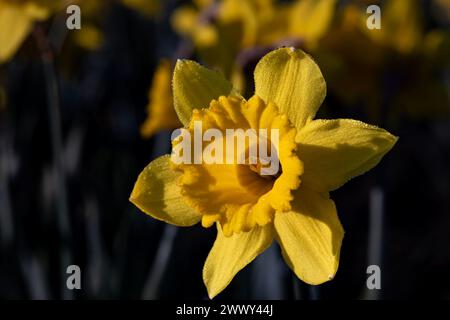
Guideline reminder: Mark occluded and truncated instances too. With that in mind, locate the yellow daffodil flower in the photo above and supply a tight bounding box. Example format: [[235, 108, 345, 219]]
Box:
[[141, 59, 182, 138], [0, 0, 51, 63], [130, 48, 397, 298]]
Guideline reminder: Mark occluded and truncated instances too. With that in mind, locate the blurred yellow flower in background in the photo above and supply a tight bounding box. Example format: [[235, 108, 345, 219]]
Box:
[[73, 23, 103, 51], [172, 0, 337, 50], [0, 0, 110, 63], [366, 0, 423, 54], [171, 0, 214, 46], [288, 0, 336, 49], [317, 0, 450, 122], [71, 0, 105, 51], [136, 0, 447, 154], [317, 4, 386, 115], [171, 0, 337, 75], [138, 0, 339, 139], [130, 48, 397, 298], [141, 59, 182, 138], [0, 0, 52, 63]]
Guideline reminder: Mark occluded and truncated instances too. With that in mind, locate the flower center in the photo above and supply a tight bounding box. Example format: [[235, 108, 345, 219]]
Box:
[[171, 95, 303, 236]]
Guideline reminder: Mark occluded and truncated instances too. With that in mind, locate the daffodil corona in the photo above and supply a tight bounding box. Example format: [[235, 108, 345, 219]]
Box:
[[171, 119, 281, 176], [130, 47, 397, 298]]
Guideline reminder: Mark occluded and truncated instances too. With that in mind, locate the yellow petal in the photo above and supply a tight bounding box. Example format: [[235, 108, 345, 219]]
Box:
[[254, 47, 326, 131], [129, 155, 201, 226], [172, 59, 237, 126], [274, 186, 343, 285], [0, 4, 33, 63], [296, 119, 398, 192], [203, 224, 273, 298]]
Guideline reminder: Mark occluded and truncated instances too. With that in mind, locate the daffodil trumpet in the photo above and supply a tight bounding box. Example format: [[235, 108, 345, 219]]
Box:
[[171, 121, 280, 176], [130, 47, 397, 298]]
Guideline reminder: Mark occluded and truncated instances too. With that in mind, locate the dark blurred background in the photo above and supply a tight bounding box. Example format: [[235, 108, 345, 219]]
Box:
[[0, 0, 449, 299]]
